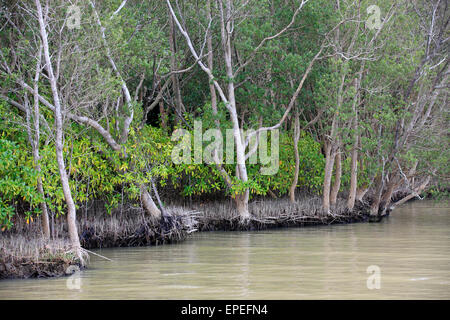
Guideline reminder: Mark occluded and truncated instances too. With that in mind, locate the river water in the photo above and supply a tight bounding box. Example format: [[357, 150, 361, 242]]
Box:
[[0, 200, 449, 299]]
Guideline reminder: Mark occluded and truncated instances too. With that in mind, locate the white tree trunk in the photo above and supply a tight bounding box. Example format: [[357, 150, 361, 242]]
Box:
[[330, 151, 341, 206], [140, 184, 161, 220], [168, 8, 185, 123], [322, 142, 335, 213], [392, 176, 430, 208], [35, 0, 81, 259], [347, 137, 358, 211], [289, 110, 300, 203], [23, 44, 50, 239], [221, 0, 250, 220]]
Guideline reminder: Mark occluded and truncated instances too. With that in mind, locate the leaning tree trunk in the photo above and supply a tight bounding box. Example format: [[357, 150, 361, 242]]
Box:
[[289, 110, 301, 203], [356, 187, 368, 202], [140, 184, 161, 220], [392, 176, 430, 208], [330, 150, 342, 206], [36, 0, 82, 260]]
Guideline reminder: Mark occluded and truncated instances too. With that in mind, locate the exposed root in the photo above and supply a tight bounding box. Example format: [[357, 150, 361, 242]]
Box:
[[0, 236, 81, 279], [6, 205, 199, 250], [1, 205, 199, 279], [77, 207, 198, 249], [192, 196, 373, 231]]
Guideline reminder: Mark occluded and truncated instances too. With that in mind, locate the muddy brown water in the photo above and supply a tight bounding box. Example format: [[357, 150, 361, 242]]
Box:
[[0, 200, 449, 299]]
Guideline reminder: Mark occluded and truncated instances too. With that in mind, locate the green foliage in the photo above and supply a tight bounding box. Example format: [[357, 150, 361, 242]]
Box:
[[0, 139, 43, 229]]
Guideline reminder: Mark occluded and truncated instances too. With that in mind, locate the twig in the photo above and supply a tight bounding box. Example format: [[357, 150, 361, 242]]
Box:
[[81, 248, 113, 261]]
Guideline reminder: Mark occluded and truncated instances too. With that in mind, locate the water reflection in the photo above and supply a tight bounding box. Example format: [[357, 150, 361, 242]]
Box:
[[0, 200, 448, 299]]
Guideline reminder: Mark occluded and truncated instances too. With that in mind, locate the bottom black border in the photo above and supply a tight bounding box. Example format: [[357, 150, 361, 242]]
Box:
[[1, 300, 448, 319]]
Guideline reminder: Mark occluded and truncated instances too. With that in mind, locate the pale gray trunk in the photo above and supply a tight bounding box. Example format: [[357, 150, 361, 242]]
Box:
[[322, 142, 335, 213], [235, 194, 250, 223], [327, 58, 346, 209], [380, 176, 398, 212], [289, 110, 300, 203], [330, 151, 341, 206], [370, 174, 384, 216], [206, 0, 231, 188], [25, 94, 50, 239], [140, 184, 161, 220], [207, 0, 218, 124], [168, 8, 185, 122], [356, 187, 369, 202], [323, 109, 338, 213], [356, 159, 370, 201], [24, 45, 50, 239], [347, 76, 360, 211], [392, 176, 430, 208], [221, 0, 250, 220], [36, 0, 81, 259], [347, 137, 358, 211], [33, 49, 50, 239]]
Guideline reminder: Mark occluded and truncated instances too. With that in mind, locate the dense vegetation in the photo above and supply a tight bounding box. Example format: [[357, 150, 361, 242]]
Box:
[[0, 0, 448, 264]]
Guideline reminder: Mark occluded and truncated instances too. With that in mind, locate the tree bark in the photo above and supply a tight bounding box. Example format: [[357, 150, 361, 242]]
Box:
[[330, 150, 341, 206], [24, 44, 50, 239], [355, 159, 371, 201], [370, 174, 384, 216], [33, 47, 50, 239], [347, 75, 361, 211], [25, 93, 50, 239], [140, 184, 161, 220], [35, 0, 81, 259], [392, 176, 430, 208], [379, 175, 398, 213], [207, 0, 218, 125], [347, 135, 359, 211], [168, 7, 185, 123], [221, 0, 250, 221], [322, 142, 336, 213], [356, 187, 368, 202], [289, 110, 300, 203], [234, 194, 249, 222]]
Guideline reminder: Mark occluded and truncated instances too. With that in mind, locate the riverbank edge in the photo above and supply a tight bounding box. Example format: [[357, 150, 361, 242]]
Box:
[[0, 197, 391, 280], [0, 236, 84, 280], [0, 255, 83, 280], [194, 197, 380, 232]]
